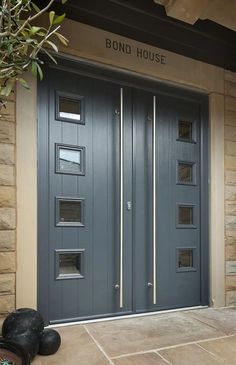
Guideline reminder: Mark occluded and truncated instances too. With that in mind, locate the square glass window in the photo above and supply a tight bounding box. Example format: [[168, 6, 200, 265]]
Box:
[[178, 120, 192, 141], [56, 198, 84, 227], [56, 92, 84, 124], [178, 206, 193, 225], [178, 249, 193, 268], [178, 162, 193, 183], [56, 144, 85, 175], [56, 250, 85, 279], [59, 96, 81, 120]]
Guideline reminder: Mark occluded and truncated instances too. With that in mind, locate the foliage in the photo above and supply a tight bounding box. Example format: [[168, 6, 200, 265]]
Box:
[[0, 0, 68, 97]]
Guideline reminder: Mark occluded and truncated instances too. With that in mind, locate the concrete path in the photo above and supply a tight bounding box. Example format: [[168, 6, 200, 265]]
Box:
[[32, 307, 236, 365]]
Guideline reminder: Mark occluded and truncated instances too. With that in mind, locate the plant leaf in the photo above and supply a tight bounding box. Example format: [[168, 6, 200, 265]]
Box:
[[53, 13, 66, 25], [36, 62, 43, 80], [17, 78, 30, 89], [42, 49, 58, 64], [49, 11, 55, 25], [46, 40, 58, 53], [31, 2, 41, 13], [54, 32, 68, 46], [31, 60, 38, 77]]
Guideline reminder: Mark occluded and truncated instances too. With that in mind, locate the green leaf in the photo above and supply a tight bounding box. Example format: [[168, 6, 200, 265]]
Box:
[[30, 26, 41, 34], [17, 78, 30, 89], [31, 2, 41, 13], [54, 32, 68, 46], [31, 60, 38, 77], [53, 13, 66, 25], [49, 11, 55, 25], [46, 40, 58, 53], [42, 49, 58, 64], [61, 0, 68, 3], [36, 62, 43, 80]]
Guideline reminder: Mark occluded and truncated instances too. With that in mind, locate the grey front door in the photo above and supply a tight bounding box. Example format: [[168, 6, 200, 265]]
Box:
[[38, 65, 208, 324]]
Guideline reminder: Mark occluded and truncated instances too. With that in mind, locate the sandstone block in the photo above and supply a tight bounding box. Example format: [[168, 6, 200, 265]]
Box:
[[0, 274, 15, 295], [0, 165, 14, 186], [225, 216, 236, 230], [0, 187, 15, 208], [226, 201, 236, 216], [0, 230, 15, 251], [0, 101, 15, 122], [226, 261, 236, 275], [225, 141, 236, 156], [226, 96, 236, 113], [0, 317, 3, 335], [225, 110, 236, 127], [0, 252, 16, 273], [0, 295, 15, 316], [225, 125, 236, 142], [0, 208, 16, 230], [225, 171, 236, 186], [225, 156, 236, 171], [0, 121, 15, 144], [0, 144, 14, 165], [226, 290, 236, 306], [226, 243, 236, 261], [225, 185, 236, 201], [225, 70, 236, 83], [225, 81, 236, 98], [226, 276, 236, 291]]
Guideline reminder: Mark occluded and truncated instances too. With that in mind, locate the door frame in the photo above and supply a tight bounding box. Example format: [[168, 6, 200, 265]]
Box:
[[36, 58, 209, 324]]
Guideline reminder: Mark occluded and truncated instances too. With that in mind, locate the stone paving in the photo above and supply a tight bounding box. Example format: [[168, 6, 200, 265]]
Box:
[[32, 307, 236, 365]]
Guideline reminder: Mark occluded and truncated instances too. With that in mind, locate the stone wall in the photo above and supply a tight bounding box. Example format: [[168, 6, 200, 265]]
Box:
[[0, 92, 16, 329], [225, 71, 236, 306]]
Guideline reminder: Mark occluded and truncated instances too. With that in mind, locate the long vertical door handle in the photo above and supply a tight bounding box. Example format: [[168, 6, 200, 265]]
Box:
[[152, 95, 157, 305], [119, 87, 124, 308]]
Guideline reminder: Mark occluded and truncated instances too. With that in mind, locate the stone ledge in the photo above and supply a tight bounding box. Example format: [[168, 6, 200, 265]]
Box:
[[225, 70, 236, 83]]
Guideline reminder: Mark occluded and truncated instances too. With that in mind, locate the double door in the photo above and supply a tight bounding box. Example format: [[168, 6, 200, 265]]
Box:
[[38, 65, 208, 324]]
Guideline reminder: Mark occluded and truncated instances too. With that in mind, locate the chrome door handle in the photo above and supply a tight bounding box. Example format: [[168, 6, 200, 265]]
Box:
[[152, 95, 157, 305], [119, 87, 124, 309]]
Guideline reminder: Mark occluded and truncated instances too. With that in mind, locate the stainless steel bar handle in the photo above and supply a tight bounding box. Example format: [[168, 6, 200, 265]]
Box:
[[119, 87, 124, 308], [152, 95, 157, 305]]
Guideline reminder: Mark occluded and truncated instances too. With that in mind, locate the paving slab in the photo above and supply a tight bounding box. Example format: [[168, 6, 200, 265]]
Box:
[[185, 307, 236, 335], [32, 325, 109, 365], [113, 352, 168, 365], [199, 335, 236, 365], [159, 343, 224, 365], [85, 312, 224, 357]]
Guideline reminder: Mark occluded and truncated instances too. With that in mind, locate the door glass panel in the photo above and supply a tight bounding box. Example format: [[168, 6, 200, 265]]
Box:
[[56, 144, 85, 175], [178, 206, 193, 225], [178, 120, 192, 140], [178, 249, 193, 268], [178, 162, 193, 183], [56, 198, 84, 226], [57, 251, 84, 279], [59, 96, 81, 121]]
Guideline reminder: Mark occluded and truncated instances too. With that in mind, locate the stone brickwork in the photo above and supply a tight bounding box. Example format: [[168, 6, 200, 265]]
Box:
[[0, 92, 16, 327], [225, 71, 236, 306]]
